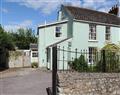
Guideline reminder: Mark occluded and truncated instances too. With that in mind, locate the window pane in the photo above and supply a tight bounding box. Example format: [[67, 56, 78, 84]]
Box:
[[32, 52, 38, 57], [105, 26, 110, 40], [89, 47, 97, 63], [56, 27, 61, 32], [89, 24, 96, 40], [55, 26, 61, 37]]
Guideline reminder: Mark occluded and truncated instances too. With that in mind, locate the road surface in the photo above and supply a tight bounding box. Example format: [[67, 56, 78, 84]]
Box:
[[0, 68, 52, 95]]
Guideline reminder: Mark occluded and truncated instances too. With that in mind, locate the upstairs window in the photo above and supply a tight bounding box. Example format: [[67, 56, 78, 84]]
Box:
[[89, 24, 96, 40], [105, 26, 111, 41], [55, 26, 61, 37], [68, 42, 72, 47]]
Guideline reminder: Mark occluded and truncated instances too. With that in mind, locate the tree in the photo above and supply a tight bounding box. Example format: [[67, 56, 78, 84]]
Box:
[[0, 24, 15, 69], [0, 25, 15, 50], [0, 24, 4, 33], [10, 28, 37, 49]]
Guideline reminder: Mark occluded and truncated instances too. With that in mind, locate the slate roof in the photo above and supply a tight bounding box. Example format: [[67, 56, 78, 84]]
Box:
[[64, 6, 120, 25]]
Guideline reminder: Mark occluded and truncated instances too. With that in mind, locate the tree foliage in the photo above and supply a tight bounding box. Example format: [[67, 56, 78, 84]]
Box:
[[0, 25, 14, 50], [10, 28, 37, 49], [0, 25, 37, 50]]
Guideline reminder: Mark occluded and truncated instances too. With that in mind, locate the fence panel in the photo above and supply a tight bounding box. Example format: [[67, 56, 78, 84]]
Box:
[[57, 47, 120, 72]]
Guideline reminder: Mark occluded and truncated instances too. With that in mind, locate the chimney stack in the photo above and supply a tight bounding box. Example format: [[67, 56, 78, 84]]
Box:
[[108, 0, 119, 16]]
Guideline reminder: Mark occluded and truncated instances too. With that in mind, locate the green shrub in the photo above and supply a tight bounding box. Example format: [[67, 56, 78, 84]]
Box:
[[105, 51, 119, 72], [96, 51, 119, 72], [98, 44, 120, 72], [69, 55, 88, 72], [31, 62, 38, 68]]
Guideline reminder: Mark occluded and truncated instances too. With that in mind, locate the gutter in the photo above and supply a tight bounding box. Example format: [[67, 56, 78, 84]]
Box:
[[73, 19, 120, 28]]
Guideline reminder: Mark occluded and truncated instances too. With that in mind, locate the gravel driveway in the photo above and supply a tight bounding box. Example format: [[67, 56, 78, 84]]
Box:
[[0, 68, 52, 95]]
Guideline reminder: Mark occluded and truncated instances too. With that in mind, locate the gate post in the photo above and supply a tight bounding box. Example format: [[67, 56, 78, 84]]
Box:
[[102, 50, 106, 72], [52, 45, 57, 95]]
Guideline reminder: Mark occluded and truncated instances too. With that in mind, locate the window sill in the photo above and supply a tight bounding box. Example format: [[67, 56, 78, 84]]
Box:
[[105, 40, 111, 43], [88, 40, 98, 42]]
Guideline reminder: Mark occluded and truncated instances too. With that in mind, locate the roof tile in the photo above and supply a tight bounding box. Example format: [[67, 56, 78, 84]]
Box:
[[64, 6, 120, 25]]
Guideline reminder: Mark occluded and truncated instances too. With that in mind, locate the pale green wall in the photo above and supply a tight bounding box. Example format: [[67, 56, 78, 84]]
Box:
[[111, 27, 120, 44], [119, 28, 120, 42], [67, 19, 73, 38], [38, 22, 68, 67], [96, 25, 105, 49], [72, 22, 89, 50], [72, 21, 120, 51]]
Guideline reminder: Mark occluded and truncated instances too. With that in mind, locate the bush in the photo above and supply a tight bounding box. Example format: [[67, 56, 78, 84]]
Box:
[[105, 51, 119, 72], [69, 55, 88, 72], [96, 51, 119, 72], [31, 62, 38, 68]]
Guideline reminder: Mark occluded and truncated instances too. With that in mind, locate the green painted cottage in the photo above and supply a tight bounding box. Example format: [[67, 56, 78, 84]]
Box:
[[38, 5, 120, 70]]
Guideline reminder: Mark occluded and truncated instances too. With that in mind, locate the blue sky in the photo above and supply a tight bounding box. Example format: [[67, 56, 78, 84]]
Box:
[[0, 0, 119, 34]]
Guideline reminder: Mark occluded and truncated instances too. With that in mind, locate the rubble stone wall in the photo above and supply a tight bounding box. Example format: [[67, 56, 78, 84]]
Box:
[[58, 72, 120, 95]]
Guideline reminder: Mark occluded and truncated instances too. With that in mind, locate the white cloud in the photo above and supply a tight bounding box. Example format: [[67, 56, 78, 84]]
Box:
[[82, 0, 120, 14], [6, 0, 81, 14], [98, 8, 107, 12], [82, 0, 106, 9], [19, 20, 32, 27], [2, 8, 8, 13], [3, 20, 33, 32], [6, 0, 120, 15]]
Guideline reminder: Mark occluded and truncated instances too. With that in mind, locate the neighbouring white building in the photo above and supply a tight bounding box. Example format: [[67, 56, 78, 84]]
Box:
[[30, 43, 38, 63], [38, 5, 120, 70]]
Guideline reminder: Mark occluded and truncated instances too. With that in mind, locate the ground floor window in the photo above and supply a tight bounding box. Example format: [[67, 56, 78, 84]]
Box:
[[89, 47, 97, 64], [32, 52, 38, 57]]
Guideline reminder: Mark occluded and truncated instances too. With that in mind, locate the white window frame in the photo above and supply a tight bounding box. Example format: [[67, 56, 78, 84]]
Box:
[[105, 26, 111, 41], [89, 24, 97, 40], [32, 52, 38, 57], [88, 47, 97, 64], [55, 26, 62, 37]]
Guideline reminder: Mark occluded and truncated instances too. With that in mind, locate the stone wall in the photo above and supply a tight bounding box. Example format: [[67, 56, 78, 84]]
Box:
[[9, 50, 31, 68], [58, 72, 120, 95]]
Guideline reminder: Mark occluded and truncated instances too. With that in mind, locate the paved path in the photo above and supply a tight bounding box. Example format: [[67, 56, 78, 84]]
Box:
[[0, 68, 52, 95]]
